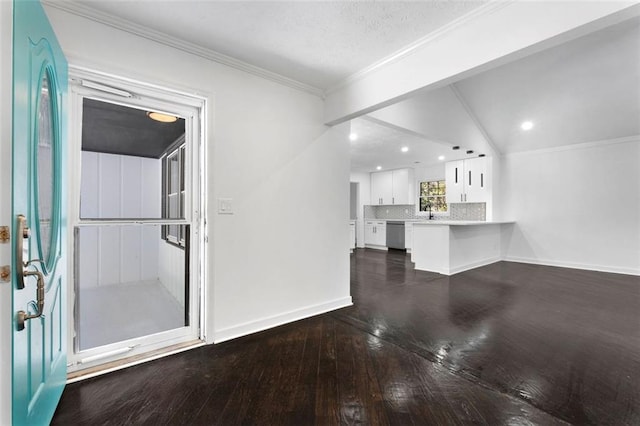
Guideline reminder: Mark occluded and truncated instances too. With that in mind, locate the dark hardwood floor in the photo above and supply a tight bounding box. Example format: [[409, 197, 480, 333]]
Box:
[[52, 249, 640, 425]]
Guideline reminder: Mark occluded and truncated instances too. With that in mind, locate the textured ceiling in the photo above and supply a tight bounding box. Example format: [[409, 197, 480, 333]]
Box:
[[69, 0, 488, 90], [58, 1, 639, 170]]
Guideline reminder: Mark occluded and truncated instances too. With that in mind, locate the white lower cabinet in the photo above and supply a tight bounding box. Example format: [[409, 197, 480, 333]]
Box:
[[364, 220, 386, 247]]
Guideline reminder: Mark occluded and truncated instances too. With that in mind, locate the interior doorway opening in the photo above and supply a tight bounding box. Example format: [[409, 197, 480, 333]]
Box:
[[67, 69, 206, 376]]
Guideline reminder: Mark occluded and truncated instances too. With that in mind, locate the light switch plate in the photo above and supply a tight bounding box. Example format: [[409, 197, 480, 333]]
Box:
[[218, 198, 233, 214]]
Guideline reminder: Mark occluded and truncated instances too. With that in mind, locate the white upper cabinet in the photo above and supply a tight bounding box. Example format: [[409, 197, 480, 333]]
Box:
[[464, 157, 488, 203], [371, 171, 393, 205], [391, 168, 411, 204], [445, 157, 490, 204], [371, 168, 415, 205], [445, 160, 465, 204]]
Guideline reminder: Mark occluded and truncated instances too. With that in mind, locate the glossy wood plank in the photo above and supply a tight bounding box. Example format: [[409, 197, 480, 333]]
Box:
[[52, 249, 639, 425], [339, 249, 640, 425]]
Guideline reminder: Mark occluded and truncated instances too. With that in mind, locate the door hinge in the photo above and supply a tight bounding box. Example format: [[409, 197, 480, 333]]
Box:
[[0, 265, 10, 283], [0, 226, 9, 243]]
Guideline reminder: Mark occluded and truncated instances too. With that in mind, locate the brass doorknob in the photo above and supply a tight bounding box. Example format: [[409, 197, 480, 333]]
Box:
[[15, 215, 46, 331]]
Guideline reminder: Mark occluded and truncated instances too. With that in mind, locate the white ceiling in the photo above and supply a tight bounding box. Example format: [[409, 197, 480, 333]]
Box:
[[349, 118, 464, 173], [350, 15, 640, 171], [454, 15, 640, 154], [67, 0, 488, 90], [54, 1, 640, 172]]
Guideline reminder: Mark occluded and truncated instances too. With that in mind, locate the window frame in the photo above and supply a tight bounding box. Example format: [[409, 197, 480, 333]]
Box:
[[161, 134, 186, 248], [418, 179, 448, 216]]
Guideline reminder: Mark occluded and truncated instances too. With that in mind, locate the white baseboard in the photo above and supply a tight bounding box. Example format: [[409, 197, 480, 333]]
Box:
[[448, 256, 502, 275], [364, 245, 388, 251], [503, 256, 640, 276], [212, 296, 353, 344]]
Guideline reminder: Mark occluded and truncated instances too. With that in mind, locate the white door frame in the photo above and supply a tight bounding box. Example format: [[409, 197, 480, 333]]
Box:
[[65, 66, 208, 376]]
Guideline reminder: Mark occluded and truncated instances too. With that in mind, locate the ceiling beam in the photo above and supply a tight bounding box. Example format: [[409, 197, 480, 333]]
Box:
[[323, 1, 640, 125]]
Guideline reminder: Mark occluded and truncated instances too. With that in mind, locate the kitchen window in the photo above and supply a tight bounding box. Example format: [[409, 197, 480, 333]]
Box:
[[419, 180, 447, 213], [161, 136, 186, 247]]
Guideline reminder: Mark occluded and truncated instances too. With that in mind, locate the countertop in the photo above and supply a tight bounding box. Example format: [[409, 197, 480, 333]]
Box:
[[413, 220, 515, 226], [363, 219, 514, 225]]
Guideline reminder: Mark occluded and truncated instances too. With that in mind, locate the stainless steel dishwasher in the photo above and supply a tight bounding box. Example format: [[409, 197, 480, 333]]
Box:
[[386, 221, 405, 250]]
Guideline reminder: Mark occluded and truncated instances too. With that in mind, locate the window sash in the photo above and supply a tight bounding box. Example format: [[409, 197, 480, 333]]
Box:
[[162, 139, 186, 247], [419, 180, 447, 212]]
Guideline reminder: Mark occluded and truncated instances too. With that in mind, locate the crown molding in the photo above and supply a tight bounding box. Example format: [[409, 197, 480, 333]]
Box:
[[325, 0, 513, 96], [42, 0, 325, 98]]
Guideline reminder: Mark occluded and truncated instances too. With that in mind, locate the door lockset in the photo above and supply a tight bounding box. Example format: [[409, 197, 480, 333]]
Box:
[[15, 214, 46, 331]]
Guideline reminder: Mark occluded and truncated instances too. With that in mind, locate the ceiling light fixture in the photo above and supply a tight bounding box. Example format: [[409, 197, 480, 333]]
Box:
[[521, 121, 534, 131], [376, 166, 382, 171], [438, 155, 445, 161], [147, 111, 178, 123], [349, 133, 358, 141], [401, 146, 409, 153]]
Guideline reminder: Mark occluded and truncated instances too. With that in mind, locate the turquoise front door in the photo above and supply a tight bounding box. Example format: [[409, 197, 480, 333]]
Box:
[[12, 0, 68, 424]]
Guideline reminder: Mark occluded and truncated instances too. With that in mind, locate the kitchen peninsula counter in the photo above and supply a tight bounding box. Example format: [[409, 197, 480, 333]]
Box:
[[411, 221, 515, 275]]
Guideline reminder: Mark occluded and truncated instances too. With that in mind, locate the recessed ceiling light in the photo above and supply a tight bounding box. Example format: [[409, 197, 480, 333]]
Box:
[[376, 166, 382, 171], [438, 155, 445, 161], [521, 121, 534, 131], [401, 146, 409, 153], [349, 133, 358, 141], [147, 111, 178, 123]]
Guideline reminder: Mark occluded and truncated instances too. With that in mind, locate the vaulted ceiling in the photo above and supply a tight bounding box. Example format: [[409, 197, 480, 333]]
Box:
[[453, 15, 640, 154], [49, 1, 640, 172], [351, 15, 640, 171]]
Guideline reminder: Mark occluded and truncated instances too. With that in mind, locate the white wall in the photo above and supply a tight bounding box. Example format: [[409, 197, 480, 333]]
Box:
[[349, 172, 370, 248], [80, 151, 161, 219], [158, 241, 185, 307], [501, 139, 640, 275], [0, 2, 12, 423], [78, 151, 160, 288], [43, 6, 351, 343], [414, 163, 446, 184]]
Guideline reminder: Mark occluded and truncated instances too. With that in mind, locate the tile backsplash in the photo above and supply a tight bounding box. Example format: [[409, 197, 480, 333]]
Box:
[[364, 204, 416, 220], [364, 202, 486, 221], [448, 203, 486, 221]]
